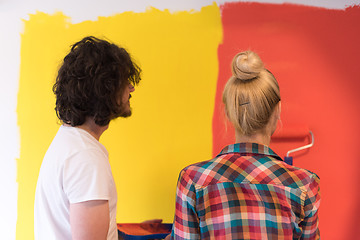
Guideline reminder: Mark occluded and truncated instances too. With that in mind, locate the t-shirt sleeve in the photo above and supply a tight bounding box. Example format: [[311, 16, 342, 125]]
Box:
[[62, 148, 114, 204]]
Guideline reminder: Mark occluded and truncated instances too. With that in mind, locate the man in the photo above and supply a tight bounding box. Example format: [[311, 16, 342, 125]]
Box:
[[34, 36, 141, 240]]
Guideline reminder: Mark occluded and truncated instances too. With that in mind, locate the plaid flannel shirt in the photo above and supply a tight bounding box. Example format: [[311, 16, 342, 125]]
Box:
[[170, 143, 320, 239]]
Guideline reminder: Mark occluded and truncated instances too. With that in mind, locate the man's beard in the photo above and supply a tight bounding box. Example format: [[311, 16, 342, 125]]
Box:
[[116, 101, 132, 118], [119, 108, 132, 118]]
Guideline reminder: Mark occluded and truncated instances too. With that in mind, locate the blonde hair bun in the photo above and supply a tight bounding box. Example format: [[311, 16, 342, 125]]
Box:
[[232, 51, 264, 81]]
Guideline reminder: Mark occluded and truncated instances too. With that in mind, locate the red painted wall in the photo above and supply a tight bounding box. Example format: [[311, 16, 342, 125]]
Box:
[[213, 3, 360, 239]]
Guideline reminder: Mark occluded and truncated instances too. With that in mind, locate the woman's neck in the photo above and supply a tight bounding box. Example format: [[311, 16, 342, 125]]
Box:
[[235, 103, 280, 146], [235, 130, 271, 146]]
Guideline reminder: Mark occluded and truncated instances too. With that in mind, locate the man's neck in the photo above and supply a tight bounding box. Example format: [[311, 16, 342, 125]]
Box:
[[75, 118, 109, 141]]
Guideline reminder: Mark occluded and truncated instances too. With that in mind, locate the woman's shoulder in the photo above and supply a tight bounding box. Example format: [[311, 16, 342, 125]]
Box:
[[272, 161, 320, 189]]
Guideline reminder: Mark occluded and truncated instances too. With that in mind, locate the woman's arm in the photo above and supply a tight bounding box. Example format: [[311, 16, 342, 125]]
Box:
[[301, 174, 321, 240], [170, 170, 200, 240]]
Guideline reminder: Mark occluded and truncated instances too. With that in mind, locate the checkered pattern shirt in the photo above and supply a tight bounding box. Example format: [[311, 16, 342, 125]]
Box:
[[170, 143, 320, 239]]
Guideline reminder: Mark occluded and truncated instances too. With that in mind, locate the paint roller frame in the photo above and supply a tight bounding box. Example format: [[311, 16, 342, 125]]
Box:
[[286, 131, 314, 157], [271, 127, 314, 165], [283, 131, 314, 165]]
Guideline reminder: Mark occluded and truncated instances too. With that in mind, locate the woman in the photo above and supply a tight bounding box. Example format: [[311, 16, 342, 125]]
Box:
[[169, 51, 320, 239]]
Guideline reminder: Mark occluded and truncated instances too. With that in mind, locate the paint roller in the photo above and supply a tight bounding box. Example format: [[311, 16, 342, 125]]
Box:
[[272, 126, 314, 165]]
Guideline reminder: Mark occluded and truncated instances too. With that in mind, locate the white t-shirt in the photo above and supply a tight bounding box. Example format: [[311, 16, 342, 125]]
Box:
[[34, 125, 118, 240]]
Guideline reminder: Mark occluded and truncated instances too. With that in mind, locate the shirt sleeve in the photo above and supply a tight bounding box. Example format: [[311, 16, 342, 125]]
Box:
[[300, 173, 321, 240], [63, 148, 114, 203], [170, 169, 200, 240]]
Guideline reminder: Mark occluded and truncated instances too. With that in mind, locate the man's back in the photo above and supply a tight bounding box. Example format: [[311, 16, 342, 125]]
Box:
[[34, 125, 117, 239]]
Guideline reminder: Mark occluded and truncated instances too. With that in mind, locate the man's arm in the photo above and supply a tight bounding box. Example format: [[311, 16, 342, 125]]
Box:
[[70, 200, 110, 240]]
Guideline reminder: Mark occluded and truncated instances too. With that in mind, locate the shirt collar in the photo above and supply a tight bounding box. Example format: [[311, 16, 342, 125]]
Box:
[[217, 142, 283, 161]]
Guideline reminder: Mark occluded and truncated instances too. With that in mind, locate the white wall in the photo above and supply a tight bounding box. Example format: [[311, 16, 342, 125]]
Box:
[[0, 0, 357, 239]]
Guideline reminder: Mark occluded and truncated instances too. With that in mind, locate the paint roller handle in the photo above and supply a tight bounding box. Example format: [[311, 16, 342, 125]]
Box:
[[284, 156, 293, 165]]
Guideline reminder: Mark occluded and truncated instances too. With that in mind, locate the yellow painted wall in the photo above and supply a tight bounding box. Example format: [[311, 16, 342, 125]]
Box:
[[17, 4, 222, 239]]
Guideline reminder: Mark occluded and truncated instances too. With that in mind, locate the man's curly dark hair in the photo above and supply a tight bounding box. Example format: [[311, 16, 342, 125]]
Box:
[[53, 36, 141, 126]]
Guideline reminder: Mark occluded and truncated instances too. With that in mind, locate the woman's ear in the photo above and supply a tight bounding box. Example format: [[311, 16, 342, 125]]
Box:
[[276, 101, 281, 120], [269, 101, 282, 136]]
